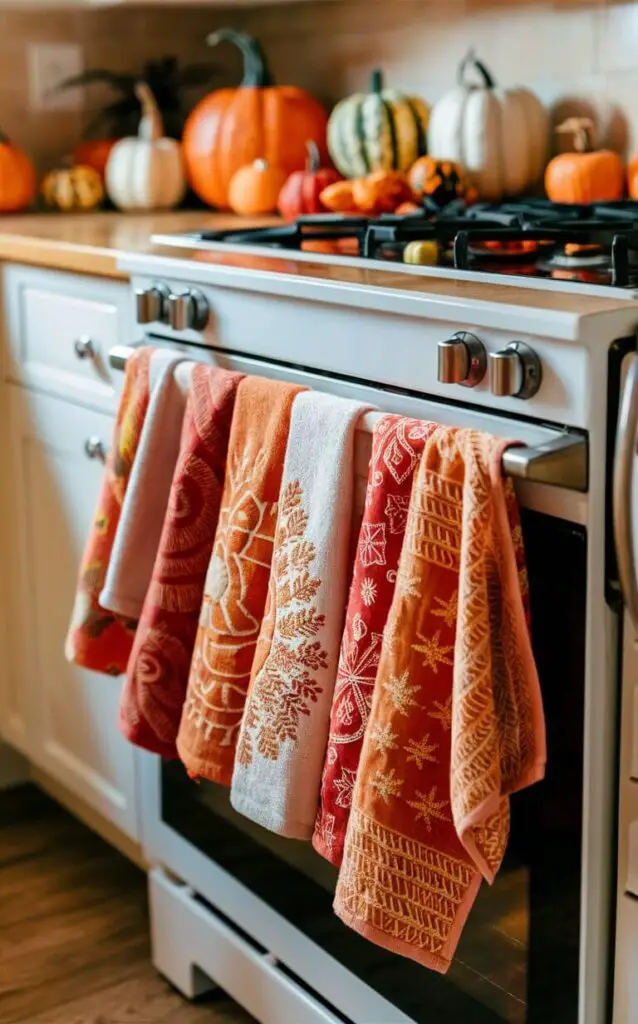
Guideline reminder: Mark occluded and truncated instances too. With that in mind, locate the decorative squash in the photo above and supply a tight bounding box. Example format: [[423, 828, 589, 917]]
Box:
[[320, 180, 358, 214], [352, 170, 413, 214], [105, 83, 186, 211], [183, 29, 329, 210], [73, 138, 119, 181], [277, 141, 341, 220], [408, 156, 477, 207], [228, 159, 289, 215], [545, 118, 624, 204], [628, 155, 638, 200], [403, 240, 439, 265], [0, 132, 36, 212], [328, 69, 430, 179], [427, 51, 548, 201], [41, 164, 104, 211]]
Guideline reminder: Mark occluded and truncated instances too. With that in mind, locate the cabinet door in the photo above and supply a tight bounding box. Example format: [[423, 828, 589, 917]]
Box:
[[3, 386, 139, 839]]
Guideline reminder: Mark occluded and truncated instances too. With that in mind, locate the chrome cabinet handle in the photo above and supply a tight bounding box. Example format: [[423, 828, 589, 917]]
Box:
[[84, 436, 107, 462], [74, 335, 96, 360], [614, 352, 638, 634]]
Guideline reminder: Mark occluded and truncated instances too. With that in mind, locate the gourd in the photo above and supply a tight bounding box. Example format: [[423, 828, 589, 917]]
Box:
[[0, 132, 36, 212], [545, 118, 624, 204], [41, 164, 104, 211], [73, 139, 119, 181], [351, 170, 413, 214], [408, 156, 477, 207], [183, 29, 329, 210], [403, 240, 439, 265], [328, 69, 430, 178], [229, 159, 289, 215], [427, 51, 548, 201], [320, 180, 358, 214], [277, 141, 341, 220], [105, 83, 186, 211]]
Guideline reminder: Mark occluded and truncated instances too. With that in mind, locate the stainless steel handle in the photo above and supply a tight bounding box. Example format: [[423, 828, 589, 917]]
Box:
[[84, 436, 107, 462], [74, 335, 96, 360], [503, 434, 587, 491], [614, 352, 638, 634], [109, 344, 138, 371]]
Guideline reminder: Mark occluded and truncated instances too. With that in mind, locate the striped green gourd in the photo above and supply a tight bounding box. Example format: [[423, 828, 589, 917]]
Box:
[[328, 69, 430, 179]]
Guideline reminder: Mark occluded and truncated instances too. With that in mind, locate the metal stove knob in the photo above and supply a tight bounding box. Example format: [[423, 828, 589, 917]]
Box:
[[167, 289, 209, 331], [135, 283, 169, 324], [437, 331, 487, 388], [489, 341, 542, 399]]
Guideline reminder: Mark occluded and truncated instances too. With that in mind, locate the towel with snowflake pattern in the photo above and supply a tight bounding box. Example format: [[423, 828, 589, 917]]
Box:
[[313, 415, 437, 865], [176, 377, 306, 784], [334, 426, 545, 973], [230, 391, 371, 837]]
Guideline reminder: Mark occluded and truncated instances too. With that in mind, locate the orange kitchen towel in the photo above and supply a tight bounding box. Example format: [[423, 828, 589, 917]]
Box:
[[334, 427, 545, 973], [119, 364, 243, 758], [65, 346, 154, 675], [176, 376, 306, 784]]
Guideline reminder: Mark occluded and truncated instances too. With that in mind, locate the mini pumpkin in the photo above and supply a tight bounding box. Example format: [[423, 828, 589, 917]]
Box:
[[41, 164, 104, 211], [351, 170, 413, 214], [328, 69, 430, 179], [408, 157, 477, 207], [545, 118, 624, 204], [277, 141, 341, 220], [73, 138, 119, 182], [0, 132, 36, 213], [229, 158, 289, 215]]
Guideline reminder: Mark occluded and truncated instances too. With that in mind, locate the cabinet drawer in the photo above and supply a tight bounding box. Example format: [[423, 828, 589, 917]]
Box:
[[2, 264, 130, 410]]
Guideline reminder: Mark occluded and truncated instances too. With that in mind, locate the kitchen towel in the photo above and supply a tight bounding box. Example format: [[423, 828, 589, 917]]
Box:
[[334, 427, 545, 973], [119, 364, 243, 757], [100, 350, 187, 620], [313, 415, 437, 865], [65, 346, 154, 675], [231, 392, 371, 839], [176, 376, 305, 784]]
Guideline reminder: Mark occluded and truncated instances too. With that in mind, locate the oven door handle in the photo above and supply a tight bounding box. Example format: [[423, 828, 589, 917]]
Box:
[[614, 351, 638, 634]]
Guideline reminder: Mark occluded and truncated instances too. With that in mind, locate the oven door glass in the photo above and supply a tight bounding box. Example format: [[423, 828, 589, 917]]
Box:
[[161, 510, 586, 1024]]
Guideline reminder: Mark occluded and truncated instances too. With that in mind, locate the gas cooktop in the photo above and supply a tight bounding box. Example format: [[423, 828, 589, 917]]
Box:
[[153, 198, 638, 290]]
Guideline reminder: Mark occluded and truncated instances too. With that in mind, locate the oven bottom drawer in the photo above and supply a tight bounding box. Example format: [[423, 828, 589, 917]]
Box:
[[149, 867, 345, 1024]]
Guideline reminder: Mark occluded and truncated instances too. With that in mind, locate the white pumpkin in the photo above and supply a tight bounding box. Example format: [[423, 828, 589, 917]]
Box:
[[427, 51, 548, 202], [105, 83, 186, 211]]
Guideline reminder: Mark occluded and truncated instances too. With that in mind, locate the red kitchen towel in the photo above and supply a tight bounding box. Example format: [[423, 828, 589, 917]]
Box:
[[313, 415, 436, 865], [119, 364, 243, 757], [65, 346, 153, 675]]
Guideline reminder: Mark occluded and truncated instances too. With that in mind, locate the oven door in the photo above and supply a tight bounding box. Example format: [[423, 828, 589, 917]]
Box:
[[136, 348, 593, 1024]]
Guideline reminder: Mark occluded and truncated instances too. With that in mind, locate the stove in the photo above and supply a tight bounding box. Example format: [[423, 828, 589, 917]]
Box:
[[153, 199, 638, 293]]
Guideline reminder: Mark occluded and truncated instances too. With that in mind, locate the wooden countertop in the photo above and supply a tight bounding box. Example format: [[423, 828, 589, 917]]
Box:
[[0, 210, 280, 279]]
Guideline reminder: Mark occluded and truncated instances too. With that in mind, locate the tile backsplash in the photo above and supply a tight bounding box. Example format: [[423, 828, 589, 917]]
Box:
[[2, 0, 638, 172]]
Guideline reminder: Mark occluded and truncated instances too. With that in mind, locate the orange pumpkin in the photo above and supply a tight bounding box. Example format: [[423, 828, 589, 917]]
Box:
[[319, 180, 358, 214], [277, 141, 341, 220], [183, 28, 329, 210], [352, 170, 413, 214], [545, 118, 623, 204], [73, 138, 119, 181], [0, 132, 36, 213], [228, 158, 289, 215], [627, 156, 638, 200]]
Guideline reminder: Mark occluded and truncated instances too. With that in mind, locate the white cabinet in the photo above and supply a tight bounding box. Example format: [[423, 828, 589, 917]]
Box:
[[2, 383, 139, 840]]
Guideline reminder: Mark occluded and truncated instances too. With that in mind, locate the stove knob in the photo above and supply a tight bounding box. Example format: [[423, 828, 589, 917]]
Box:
[[437, 331, 487, 388], [167, 289, 209, 331], [135, 283, 169, 324], [489, 341, 542, 399]]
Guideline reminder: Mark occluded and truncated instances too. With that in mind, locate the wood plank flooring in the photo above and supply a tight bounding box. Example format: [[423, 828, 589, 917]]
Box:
[[0, 783, 255, 1024]]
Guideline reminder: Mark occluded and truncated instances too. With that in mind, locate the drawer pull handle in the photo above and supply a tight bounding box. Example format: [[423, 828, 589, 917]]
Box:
[[74, 335, 96, 360], [84, 437, 107, 462]]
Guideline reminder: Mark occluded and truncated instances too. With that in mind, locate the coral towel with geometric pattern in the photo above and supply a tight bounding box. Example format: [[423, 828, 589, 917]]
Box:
[[313, 415, 437, 865], [334, 427, 545, 973], [176, 377, 306, 785], [231, 392, 371, 838]]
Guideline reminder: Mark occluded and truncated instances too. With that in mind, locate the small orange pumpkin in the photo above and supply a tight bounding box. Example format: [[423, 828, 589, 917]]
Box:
[[0, 131, 36, 213], [277, 141, 341, 220], [627, 156, 638, 200], [352, 170, 413, 214], [545, 118, 624, 204], [319, 180, 358, 213], [73, 138, 119, 181], [228, 158, 289, 216]]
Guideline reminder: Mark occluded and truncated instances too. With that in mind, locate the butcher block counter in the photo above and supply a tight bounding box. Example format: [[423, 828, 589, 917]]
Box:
[[0, 210, 280, 279]]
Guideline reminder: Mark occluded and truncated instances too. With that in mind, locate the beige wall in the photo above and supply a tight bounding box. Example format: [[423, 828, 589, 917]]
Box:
[[1, 1, 638, 172]]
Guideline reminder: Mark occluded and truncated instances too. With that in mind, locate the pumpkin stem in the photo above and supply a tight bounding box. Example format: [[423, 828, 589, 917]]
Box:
[[135, 82, 164, 142], [371, 68, 384, 94], [0, 130, 9, 145], [556, 117, 596, 154], [206, 28, 273, 88], [305, 140, 321, 173], [458, 49, 496, 89]]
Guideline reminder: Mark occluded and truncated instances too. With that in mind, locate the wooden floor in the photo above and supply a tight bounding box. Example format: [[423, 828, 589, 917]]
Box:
[[0, 783, 256, 1024]]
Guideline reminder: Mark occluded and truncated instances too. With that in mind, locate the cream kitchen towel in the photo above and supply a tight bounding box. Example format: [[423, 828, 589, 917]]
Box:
[[100, 351, 187, 619], [230, 391, 372, 838]]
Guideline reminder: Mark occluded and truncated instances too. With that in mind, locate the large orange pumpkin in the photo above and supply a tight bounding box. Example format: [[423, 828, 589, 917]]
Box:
[[0, 132, 36, 213], [73, 138, 119, 181], [183, 28, 329, 210], [545, 117, 623, 204]]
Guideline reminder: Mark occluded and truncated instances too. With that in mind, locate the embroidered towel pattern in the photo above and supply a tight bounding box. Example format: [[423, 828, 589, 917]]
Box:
[[65, 346, 153, 675], [334, 427, 544, 973], [119, 365, 243, 757], [176, 377, 305, 784], [230, 392, 370, 838], [100, 350, 187, 620], [313, 415, 437, 865]]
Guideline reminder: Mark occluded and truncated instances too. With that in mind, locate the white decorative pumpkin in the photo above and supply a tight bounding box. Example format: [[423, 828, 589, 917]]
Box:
[[427, 51, 548, 202], [105, 83, 186, 211]]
